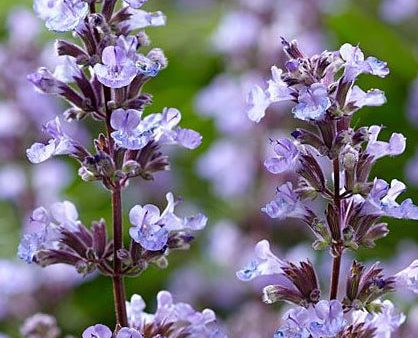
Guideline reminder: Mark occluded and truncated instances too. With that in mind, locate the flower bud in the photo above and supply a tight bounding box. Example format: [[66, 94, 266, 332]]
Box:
[[78, 167, 97, 182], [342, 146, 359, 171], [147, 48, 168, 69]]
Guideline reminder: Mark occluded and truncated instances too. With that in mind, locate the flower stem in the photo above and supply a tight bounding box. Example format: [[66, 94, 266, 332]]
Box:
[[330, 158, 342, 300], [330, 254, 342, 299], [111, 185, 128, 327], [104, 85, 128, 327]]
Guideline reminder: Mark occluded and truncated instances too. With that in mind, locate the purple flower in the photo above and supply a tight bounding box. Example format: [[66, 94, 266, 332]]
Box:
[[247, 85, 271, 123], [128, 192, 207, 251], [135, 54, 161, 77], [144, 107, 202, 148], [366, 125, 406, 160], [34, 0, 89, 32], [153, 291, 222, 336], [53, 56, 80, 83], [26, 117, 79, 163], [126, 291, 224, 337], [27, 68, 66, 95], [264, 138, 300, 174], [123, 0, 148, 8], [124, 9, 167, 31], [274, 301, 347, 338], [339, 43, 389, 82], [110, 109, 153, 150], [352, 300, 405, 338], [267, 66, 294, 103], [82, 324, 112, 338], [395, 260, 418, 294], [126, 294, 153, 327], [17, 232, 46, 264], [274, 307, 311, 338], [347, 86, 386, 109], [309, 300, 347, 338], [117, 328, 143, 338], [18, 201, 80, 263], [292, 83, 331, 121], [262, 182, 309, 220], [362, 178, 418, 219], [175, 128, 202, 149], [236, 240, 284, 281], [94, 46, 138, 88]]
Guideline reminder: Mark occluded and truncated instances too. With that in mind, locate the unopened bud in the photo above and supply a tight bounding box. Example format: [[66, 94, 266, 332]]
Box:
[[147, 48, 168, 69], [341, 145, 359, 172]]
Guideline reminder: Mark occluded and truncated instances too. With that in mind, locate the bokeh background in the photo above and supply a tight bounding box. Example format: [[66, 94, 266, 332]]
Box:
[[0, 0, 417, 337]]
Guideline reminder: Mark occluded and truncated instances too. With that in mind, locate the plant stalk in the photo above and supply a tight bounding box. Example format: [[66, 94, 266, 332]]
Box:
[[104, 85, 128, 327], [111, 185, 128, 327], [330, 158, 342, 300]]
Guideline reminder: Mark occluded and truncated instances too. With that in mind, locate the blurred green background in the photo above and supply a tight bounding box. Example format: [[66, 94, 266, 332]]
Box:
[[0, 0, 417, 336]]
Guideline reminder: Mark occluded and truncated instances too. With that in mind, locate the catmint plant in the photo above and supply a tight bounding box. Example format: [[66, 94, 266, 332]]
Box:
[[237, 38, 418, 337], [17, 0, 224, 336]]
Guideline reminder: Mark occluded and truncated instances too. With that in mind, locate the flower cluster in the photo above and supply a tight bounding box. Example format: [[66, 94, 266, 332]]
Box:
[[83, 291, 226, 337], [237, 39, 418, 337], [195, 0, 329, 199], [17, 0, 223, 334]]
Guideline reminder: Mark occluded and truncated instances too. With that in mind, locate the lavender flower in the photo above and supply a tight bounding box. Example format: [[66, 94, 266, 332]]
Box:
[[236, 240, 284, 281], [264, 138, 300, 174], [123, 9, 167, 32], [27, 68, 66, 95], [247, 40, 389, 123], [267, 66, 295, 103], [110, 109, 152, 150], [26, 117, 81, 163], [117, 328, 143, 338], [247, 85, 272, 123], [274, 307, 311, 338], [94, 46, 138, 88], [17, 201, 80, 264], [273, 301, 348, 338], [82, 324, 112, 338], [366, 125, 406, 160], [339, 43, 389, 82], [34, 0, 89, 32], [395, 260, 418, 294], [362, 178, 418, 219], [262, 182, 310, 220], [309, 300, 347, 337], [293, 83, 331, 121], [352, 300, 405, 338], [85, 291, 225, 337], [123, 0, 148, 8], [346, 86, 387, 110], [128, 192, 207, 251]]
